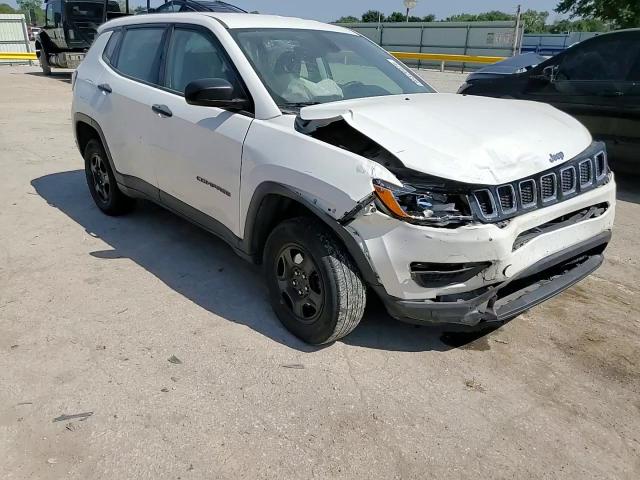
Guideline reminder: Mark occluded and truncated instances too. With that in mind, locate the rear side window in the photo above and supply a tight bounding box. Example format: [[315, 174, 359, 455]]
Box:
[[116, 27, 166, 84], [102, 29, 122, 65]]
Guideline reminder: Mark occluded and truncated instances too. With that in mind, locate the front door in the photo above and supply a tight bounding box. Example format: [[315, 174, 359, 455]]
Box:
[[151, 25, 254, 236]]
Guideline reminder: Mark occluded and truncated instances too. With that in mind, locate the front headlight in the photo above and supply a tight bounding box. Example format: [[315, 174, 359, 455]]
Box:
[[373, 179, 474, 227]]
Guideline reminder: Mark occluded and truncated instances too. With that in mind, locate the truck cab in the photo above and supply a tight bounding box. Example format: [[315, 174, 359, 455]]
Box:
[[36, 0, 125, 74]]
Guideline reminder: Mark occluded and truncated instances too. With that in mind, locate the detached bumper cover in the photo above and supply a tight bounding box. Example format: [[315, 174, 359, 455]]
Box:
[[377, 231, 610, 327]]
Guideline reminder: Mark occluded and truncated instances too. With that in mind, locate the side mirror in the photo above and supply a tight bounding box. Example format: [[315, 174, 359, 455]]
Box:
[[185, 78, 250, 111], [531, 65, 557, 83], [542, 65, 557, 82]]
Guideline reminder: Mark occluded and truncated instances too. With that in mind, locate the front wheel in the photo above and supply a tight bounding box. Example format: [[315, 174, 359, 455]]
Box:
[[263, 217, 366, 344], [38, 47, 51, 75]]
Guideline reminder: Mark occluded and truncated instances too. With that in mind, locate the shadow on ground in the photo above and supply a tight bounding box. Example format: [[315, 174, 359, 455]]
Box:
[[24, 71, 72, 84], [31, 170, 503, 353]]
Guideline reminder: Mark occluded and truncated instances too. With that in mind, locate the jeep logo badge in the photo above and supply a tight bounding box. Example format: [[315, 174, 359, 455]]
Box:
[[549, 151, 565, 163]]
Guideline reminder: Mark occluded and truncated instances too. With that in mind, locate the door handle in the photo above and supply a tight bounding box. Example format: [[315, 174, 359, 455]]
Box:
[[152, 104, 172, 117], [599, 90, 624, 97], [97, 83, 112, 94]]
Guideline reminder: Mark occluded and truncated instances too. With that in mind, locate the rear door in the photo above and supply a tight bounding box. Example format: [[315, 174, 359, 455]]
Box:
[[150, 24, 254, 236], [96, 24, 169, 195]]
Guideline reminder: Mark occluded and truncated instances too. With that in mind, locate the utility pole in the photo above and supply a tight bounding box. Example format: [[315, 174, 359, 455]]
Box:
[[512, 4, 521, 56]]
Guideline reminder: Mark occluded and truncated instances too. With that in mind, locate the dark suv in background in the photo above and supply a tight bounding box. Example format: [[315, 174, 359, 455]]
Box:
[[148, 0, 246, 13], [459, 29, 640, 173]]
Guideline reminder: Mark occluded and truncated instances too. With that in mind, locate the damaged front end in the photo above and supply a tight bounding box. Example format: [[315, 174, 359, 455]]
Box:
[[296, 115, 479, 228]]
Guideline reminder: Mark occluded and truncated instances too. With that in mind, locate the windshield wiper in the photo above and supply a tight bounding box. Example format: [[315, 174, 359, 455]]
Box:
[[278, 101, 322, 111]]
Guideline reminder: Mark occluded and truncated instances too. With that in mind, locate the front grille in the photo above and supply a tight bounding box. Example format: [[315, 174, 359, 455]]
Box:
[[579, 159, 593, 186], [540, 173, 557, 201], [560, 167, 576, 194], [471, 143, 609, 222], [595, 152, 607, 179], [497, 185, 516, 213], [475, 190, 496, 217], [519, 179, 536, 207]]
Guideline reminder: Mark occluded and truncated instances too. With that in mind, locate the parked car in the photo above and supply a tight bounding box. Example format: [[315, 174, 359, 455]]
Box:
[[146, 0, 245, 13], [465, 52, 547, 82], [72, 13, 615, 344], [28, 26, 42, 41], [459, 29, 640, 171]]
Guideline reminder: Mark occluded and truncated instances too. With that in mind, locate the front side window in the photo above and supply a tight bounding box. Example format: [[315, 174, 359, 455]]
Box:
[[230, 28, 434, 109], [46, 4, 54, 25], [164, 28, 241, 94], [116, 27, 166, 84]]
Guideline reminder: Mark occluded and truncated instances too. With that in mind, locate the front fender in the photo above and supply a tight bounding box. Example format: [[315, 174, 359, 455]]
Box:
[[239, 116, 397, 234]]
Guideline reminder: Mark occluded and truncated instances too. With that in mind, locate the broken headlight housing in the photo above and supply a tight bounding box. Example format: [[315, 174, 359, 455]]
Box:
[[373, 178, 474, 227]]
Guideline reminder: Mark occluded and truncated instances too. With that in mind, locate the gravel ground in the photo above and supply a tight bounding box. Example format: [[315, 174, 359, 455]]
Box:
[[1, 66, 639, 480]]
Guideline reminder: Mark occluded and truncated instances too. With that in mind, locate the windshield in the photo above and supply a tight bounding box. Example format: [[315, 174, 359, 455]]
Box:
[[230, 28, 434, 110]]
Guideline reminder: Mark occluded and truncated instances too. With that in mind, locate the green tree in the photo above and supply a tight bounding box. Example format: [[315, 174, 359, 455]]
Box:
[[386, 11, 405, 22], [0, 2, 17, 14], [446, 11, 514, 22], [335, 15, 359, 23], [16, 0, 44, 24], [548, 17, 609, 32], [361, 10, 384, 23], [555, 0, 639, 29], [520, 9, 550, 33]]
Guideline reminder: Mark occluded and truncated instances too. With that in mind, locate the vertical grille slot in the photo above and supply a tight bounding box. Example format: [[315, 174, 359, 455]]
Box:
[[540, 173, 557, 202], [519, 179, 536, 208], [579, 159, 593, 186], [595, 152, 607, 179], [496, 185, 516, 213], [474, 190, 496, 218], [560, 167, 576, 194]]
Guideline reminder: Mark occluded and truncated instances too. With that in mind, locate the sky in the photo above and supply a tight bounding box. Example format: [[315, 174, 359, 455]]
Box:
[[5, 0, 569, 23]]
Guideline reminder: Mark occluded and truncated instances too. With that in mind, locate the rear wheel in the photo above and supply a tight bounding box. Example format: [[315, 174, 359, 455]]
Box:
[[84, 139, 134, 215], [264, 217, 366, 344]]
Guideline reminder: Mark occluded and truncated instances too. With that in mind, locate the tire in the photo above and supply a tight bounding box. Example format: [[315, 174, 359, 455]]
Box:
[[38, 47, 51, 75], [84, 139, 135, 216], [263, 217, 366, 344]]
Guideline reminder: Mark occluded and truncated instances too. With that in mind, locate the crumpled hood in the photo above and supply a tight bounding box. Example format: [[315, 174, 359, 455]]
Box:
[[299, 93, 592, 185]]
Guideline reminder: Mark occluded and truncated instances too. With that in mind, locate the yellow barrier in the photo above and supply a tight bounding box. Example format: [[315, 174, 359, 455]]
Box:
[[0, 52, 38, 60], [391, 51, 504, 72], [391, 51, 505, 64]]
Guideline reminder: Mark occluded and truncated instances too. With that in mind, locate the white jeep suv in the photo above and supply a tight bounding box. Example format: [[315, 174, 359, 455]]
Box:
[[72, 13, 616, 344]]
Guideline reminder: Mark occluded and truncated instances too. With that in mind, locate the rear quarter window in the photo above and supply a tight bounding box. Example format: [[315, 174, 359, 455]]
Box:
[[102, 29, 122, 65]]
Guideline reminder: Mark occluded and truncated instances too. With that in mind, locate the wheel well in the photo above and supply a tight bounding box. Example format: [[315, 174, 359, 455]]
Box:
[[75, 121, 101, 157], [249, 194, 318, 263]]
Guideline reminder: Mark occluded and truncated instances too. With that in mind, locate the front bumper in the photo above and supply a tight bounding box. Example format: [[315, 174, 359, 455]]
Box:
[[375, 231, 609, 327], [347, 175, 615, 326]]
